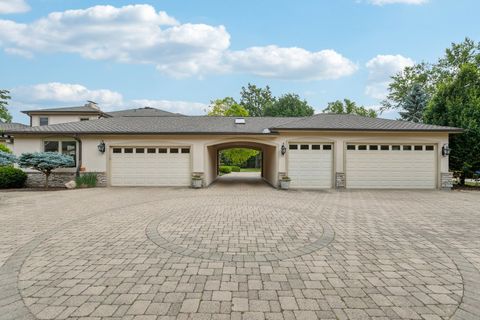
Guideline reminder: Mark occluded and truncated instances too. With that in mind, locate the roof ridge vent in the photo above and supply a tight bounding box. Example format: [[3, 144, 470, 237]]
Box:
[[234, 118, 246, 124]]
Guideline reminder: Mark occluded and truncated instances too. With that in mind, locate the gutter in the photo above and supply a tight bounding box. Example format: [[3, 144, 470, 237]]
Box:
[[72, 135, 82, 178]]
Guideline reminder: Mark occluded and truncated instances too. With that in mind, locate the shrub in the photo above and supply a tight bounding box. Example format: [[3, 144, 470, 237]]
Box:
[[0, 166, 27, 189], [231, 166, 241, 172], [219, 165, 232, 174], [0, 144, 12, 153], [75, 173, 97, 188], [0, 150, 16, 166]]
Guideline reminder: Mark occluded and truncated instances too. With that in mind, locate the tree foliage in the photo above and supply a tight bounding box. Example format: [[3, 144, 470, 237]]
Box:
[[0, 150, 16, 166], [239, 83, 275, 116], [424, 63, 480, 181], [398, 84, 428, 123], [382, 38, 480, 112], [264, 93, 314, 117], [323, 99, 377, 118], [207, 97, 249, 117], [221, 148, 258, 167], [18, 152, 75, 188], [0, 90, 12, 123]]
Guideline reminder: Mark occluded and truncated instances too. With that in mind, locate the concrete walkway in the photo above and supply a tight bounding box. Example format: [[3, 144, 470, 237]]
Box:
[[0, 187, 479, 320]]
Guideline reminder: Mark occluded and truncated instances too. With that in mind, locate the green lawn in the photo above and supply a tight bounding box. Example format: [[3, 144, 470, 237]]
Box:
[[240, 168, 261, 172]]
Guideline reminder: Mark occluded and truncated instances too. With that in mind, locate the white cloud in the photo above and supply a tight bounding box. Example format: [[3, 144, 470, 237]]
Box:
[[0, 0, 30, 14], [8, 82, 208, 123], [0, 4, 356, 80], [11, 83, 124, 107], [365, 54, 414, 99], [226, 46, 357, 80], [131, 99, 208, 115], [367, 0, 427, 5]]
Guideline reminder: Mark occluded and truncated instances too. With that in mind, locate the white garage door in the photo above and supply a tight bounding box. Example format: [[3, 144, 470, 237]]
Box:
[[110, 146, 191, 186], [346, 144, 436, 189], [288, 143, 333, 188]]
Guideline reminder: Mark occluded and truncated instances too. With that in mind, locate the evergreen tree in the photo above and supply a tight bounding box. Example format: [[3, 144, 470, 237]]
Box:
[[398, 84, 428, 123]]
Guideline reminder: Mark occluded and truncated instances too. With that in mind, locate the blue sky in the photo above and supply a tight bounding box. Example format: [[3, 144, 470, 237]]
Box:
[[0, 0, 479, 124]]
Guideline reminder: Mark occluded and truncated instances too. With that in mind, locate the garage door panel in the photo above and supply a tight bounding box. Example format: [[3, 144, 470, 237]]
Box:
[[346, 146, 436, 189], [110, 147, 191, 186], [288, 145, 333, 188]]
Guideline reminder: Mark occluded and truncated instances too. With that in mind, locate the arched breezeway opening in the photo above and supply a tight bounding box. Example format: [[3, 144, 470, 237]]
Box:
[[205, 140, 279, 188]]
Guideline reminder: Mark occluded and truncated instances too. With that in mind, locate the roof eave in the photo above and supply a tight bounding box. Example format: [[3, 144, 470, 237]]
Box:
[[270, 127, 464, 133]]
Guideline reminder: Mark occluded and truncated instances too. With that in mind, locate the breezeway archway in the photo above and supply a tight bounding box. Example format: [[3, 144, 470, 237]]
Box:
[[205, 139, 279, 187]]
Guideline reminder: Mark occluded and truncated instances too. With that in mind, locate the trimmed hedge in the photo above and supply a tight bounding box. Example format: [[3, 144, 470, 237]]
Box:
[[0, 166, 27, 189], [231, 166, 241, 172], [219, 166, 232, 174]]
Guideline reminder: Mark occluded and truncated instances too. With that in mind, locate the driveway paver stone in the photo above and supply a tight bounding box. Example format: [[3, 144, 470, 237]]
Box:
[[0, 184, 479, 320]]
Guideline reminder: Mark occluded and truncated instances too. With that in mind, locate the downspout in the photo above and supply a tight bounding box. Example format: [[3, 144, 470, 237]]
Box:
[[73, 135, 82, 177]]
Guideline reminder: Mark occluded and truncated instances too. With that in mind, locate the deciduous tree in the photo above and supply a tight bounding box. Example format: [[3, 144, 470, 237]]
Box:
[[264, 93, 314, 117]]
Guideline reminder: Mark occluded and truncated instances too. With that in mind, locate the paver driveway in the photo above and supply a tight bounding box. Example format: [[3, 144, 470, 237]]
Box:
[[1, 183, 479, 320]]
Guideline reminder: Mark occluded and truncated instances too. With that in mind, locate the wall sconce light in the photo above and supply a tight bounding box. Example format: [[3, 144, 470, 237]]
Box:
[[281, 143, 287, 156], [442, 144, 450, 157], [97, 140, 106, 153]]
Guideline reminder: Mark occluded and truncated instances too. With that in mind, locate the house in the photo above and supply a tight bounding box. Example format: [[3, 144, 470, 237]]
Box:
[[3, 103, 461, 189]]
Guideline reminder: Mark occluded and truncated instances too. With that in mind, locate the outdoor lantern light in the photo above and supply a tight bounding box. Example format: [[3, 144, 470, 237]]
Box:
[[281, 143, 287, 155], [97, 141, 106, 153], [442, 144, 450, 157]]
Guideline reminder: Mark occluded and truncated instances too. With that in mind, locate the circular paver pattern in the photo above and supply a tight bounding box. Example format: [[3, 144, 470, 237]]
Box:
[[146, 204, 334, 261]]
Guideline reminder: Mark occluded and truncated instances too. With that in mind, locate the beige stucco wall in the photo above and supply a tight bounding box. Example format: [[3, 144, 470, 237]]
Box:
[[30, 114, 100, 126], [12, 131, 450, 188]]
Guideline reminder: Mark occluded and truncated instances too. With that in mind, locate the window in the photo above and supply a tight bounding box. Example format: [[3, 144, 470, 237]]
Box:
[[44, 141, 59, 152], [289, 144, 298, 150], [414, 145, 423, 151], [147, 148, 156, 154], [347, 145, 356, 150], [181, 148, 190, 154], [80, 117, 89, 121], [61, 141, 76, 167], [392, 145, 401, 151], [381, 145, 389, 151], [158, 148, 167, 154], [136, 148, 145, 153], [113, 148, 122, 153], [170, 148, 179, 153], [425, 145, 434, 151], [300, 144, 309, 150], [369, 145, 378, 151], [311, 144, 321, 150], [323, 145, 332, 150], [403, 145, 412, 151], [124, 148, 133, 153], [39, 117, 49, 126], [358, 145, 367, 150]]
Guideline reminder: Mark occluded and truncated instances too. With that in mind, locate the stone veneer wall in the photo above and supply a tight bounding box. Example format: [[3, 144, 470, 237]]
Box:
[[441, 172, 453, 190], [26, 172, 107, 188], [335, 172, 346, 189]]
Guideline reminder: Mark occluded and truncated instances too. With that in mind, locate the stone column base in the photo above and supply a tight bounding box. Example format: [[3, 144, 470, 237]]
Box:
[[335, 172, 346, 189], [441, 172, 453, 190]]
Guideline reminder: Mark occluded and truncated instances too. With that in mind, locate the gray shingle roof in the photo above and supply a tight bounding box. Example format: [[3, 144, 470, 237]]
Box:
[[271, 114, 463, 132], [0, 122, 28, 131], [107, 107, 183, 117], [21, 105, 104, 114], [3, 114, 462, 135]]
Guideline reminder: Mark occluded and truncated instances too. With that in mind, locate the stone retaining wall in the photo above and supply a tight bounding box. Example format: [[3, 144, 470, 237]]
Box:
[[26, 172, 107, 188]]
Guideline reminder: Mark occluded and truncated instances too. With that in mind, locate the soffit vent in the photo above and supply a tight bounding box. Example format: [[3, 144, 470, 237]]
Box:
[[235, 118, 246, 124]]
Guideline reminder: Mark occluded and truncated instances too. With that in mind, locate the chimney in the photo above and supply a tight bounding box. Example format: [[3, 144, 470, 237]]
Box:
[[86, 100, 99, 110]]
